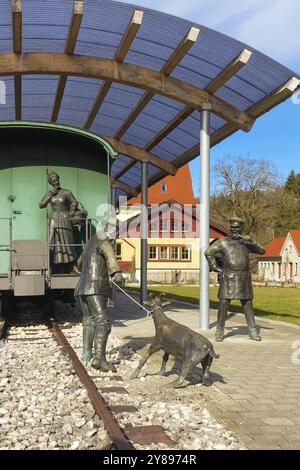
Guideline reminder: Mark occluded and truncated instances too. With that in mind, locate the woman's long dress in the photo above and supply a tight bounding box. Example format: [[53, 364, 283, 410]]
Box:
[[40, 189, 78, 264]]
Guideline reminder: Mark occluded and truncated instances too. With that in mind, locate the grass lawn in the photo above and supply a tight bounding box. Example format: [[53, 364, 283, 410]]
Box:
[[128, 285, 300, 326]]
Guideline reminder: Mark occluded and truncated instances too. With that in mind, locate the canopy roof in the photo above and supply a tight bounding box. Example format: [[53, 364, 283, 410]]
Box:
[[0, 0, 299, 198]]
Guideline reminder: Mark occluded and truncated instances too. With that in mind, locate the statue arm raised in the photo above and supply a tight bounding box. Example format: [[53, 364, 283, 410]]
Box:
[[39, 191, 53, 209], [249, 240, 266, 255]]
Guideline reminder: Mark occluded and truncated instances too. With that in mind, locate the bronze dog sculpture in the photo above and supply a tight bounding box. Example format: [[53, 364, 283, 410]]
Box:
[[131, 294, 219, 388]]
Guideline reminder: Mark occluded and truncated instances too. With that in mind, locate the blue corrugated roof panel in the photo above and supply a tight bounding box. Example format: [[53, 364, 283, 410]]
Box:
[[0, 0, 298, 192]]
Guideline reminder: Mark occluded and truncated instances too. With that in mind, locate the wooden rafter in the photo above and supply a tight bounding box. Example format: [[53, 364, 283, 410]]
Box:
[[0, 52, 254, 131], [111, 178, 138, 197], [114, 26, 200, 140], [51, 0, 84, 122], [102, 136, 177, 176], [136, 75, 300, 193], [12, 0, 22, 120], [118, 48, 252, 180], [145, 48, 252, 152], [113, 160, 136, 181], [84, 9, 143, 129], [12, 0, 22, 53]]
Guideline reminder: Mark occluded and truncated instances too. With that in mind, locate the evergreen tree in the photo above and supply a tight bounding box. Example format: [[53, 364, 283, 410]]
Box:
[[285, 170, 300, 196]]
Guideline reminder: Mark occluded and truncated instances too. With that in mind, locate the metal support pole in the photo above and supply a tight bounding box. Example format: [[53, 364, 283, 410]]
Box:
[[111, 186, 117, 305], [140, 160, 148, 304], [199, 105, 211, 330]]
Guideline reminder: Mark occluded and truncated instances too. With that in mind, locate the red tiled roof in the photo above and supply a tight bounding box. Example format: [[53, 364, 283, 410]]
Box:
[[290, 230, 300, 253], [129, 165, 197, 205], [258, 236, 285, 258]]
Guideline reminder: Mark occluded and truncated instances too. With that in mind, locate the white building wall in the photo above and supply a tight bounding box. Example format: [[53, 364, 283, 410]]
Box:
[[259, 232, 300, 282]]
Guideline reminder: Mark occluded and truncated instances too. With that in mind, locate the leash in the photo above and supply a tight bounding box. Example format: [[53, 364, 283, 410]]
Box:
[[110, 279, 151, 317]]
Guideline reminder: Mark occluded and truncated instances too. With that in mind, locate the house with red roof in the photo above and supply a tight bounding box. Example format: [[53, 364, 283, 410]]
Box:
[[117, 165, 229, 283], [257, 231, 300, 282]]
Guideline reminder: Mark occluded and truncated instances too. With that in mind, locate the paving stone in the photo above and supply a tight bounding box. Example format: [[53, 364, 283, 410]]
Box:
[[261, 417, 295, 426]]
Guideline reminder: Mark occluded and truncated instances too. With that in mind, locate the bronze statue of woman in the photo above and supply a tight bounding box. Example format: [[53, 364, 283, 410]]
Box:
[[39, 171, 79, 273]]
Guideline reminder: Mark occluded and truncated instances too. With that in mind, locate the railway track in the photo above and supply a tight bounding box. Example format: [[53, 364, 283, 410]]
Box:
[[0, 301, 176, 450]]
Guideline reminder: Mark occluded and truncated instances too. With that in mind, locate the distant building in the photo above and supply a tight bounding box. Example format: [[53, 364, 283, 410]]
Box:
[[117, 165, 228, 283], [257, 230, 300, 282], [117, 208, 228, 283], [129, 165, 197, 206]]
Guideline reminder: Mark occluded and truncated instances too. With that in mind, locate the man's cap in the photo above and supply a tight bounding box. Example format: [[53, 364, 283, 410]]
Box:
[[229, 216, 245, 227]]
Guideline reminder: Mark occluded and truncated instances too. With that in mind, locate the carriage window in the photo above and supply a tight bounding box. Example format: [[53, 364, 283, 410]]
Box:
[[161, 183, 167, 192]]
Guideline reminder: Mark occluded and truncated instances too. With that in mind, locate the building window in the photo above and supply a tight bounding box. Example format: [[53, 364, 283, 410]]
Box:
[[160, 218, 168, 232], [149, 246, 158, 260], [295, 263, 298, 276], [171, 218, 180, 232], [181, 246, 191, 261], [161, 183, 167, 192], [290, 245, 293, 254], [272, 263, 275, 274], [170, 246, 179, 260], [182, 221, 190, 232], [116, 243, 122, 260], [160, 246, 168, 260], [150, 221, 158, 232]]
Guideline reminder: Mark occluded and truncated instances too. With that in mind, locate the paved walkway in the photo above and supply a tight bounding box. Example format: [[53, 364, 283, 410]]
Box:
[[110, 292, 300, 450]]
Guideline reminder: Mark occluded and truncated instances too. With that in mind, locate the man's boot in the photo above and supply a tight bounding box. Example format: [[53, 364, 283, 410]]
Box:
[[243, 300, 261, 341], [82, 324, 94, 363], [215, 301, 228, 341], [91, 329, 117, 372]]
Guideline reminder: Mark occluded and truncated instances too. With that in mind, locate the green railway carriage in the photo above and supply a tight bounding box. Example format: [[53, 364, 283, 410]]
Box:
[[0, 122, 117, 321]]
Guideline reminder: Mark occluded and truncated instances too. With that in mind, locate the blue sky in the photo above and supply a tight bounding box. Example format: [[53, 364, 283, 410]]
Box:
[[119, 0, 300, 195]]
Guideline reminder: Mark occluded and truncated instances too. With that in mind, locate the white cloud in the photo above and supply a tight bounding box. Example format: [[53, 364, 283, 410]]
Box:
[[118, 0, 300, 69]]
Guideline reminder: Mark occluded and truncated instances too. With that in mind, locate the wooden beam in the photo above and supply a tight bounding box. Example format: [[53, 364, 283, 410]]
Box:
[[84, 9, 143, 129], [161, 26, 200, 75], [14, 74, 21, 120], [111, 178, 138, 197], [206, 48, 252, 94], [0, 52, 254, 131], [145, 106, 193, 151], [115, 9, 144, 62], [114, 93, 152, 139], [51, 0, 83, 122], [113, 160, 137, 181], [12, 0, 22, 53], [145, 48, 252, 151], [103, 136, 177, 175], [141, 75, 300, 189], [248, 76, 300, 118], [114, 26, 200, 139], [12, 1, 22, 120], [65, 0, 84, 54]]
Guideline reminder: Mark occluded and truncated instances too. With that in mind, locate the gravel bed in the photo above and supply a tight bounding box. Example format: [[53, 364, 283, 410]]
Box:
[[0, 303, 110, 450], [57, 303, 245, 450], [0, 301, 244, 450]]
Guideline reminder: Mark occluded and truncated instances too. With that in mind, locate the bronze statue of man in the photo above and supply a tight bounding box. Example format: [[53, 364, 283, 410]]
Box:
[[205, 217, 265, 342], [74, 231, 124, 371]]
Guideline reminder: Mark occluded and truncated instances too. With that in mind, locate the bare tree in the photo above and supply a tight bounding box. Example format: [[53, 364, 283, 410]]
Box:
[[211, 155, 281, 243]]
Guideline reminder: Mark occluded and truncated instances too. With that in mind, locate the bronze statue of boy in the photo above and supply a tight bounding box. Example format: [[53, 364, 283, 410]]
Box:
[[75, 229, 124, 371], [205, 217, 265, 342]]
